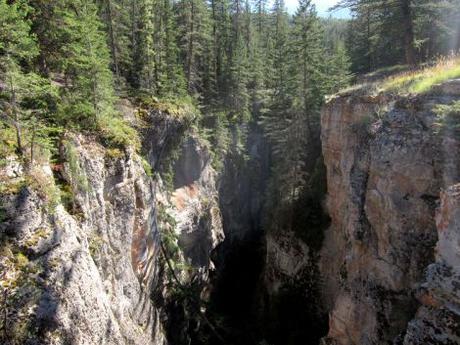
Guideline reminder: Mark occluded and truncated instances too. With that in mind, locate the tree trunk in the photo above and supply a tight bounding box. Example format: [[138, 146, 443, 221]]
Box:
[[186, 0, 195, 92], [9, 77, 24, 158], [400, 0, 416, 65], [30, 125, 36, 166], [106, 0, 120, 79], [366, 8, 372, 71]]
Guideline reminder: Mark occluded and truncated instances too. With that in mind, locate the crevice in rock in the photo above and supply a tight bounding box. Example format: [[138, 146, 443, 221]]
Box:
[[186, 123, 330, 345]]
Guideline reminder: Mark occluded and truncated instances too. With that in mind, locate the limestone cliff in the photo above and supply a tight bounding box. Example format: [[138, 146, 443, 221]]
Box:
[[1, 135, 164, 345], [0, 104, 224, 345], [320, 80, 460, 344]]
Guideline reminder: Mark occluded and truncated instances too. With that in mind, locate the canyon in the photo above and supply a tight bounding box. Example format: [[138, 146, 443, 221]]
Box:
[[1, 78, 460, 345]]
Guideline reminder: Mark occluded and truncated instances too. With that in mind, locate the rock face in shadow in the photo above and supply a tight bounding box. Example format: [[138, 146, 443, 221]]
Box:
[[320, 82, 460, 345], [169, 135, 224, 273], [201, 123, 270, 344], [403, 184, 460, 345]]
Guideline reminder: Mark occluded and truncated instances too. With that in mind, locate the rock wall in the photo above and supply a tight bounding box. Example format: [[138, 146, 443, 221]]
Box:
[[0, 106, 224, 345], [1, 135, 165, 345], [403, 184, 460, 344], [320, 81, 460, 344]]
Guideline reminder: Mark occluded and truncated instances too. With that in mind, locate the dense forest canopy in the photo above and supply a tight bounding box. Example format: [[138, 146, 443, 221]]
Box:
[[335, 0, 460, 72], [0, 0, 459, 225]]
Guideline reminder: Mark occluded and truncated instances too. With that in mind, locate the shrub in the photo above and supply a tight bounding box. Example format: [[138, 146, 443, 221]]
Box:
[[97, 114, 141, 150], [63, 140, 90, 193], [140, 156, 153, 177], [434, 101, 460, 134]]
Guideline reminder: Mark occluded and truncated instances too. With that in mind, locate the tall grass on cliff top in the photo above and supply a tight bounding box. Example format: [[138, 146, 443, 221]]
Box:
[[382, 54, 460, 94]]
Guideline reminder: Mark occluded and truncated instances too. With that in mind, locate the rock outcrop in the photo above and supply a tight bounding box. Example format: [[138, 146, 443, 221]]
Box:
[[320, 81, 460, 344], [1, 135, 164, 345], [0, 105, 224, 345], [403, 184, 460, 344]]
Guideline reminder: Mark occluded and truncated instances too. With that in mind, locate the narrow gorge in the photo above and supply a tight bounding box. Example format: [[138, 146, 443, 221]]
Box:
[[2, 1, 460, 343], [2, 73, 460, 345]]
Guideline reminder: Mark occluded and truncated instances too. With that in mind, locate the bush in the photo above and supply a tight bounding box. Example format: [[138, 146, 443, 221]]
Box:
[[141, 156, 153, 177], [97, 114, 141, 150], [434, 101, 460, 134]]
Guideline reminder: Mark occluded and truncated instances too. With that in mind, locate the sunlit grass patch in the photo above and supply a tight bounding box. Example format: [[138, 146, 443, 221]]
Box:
[[381, 55, 460, 94], [366, 64, 409, 78]]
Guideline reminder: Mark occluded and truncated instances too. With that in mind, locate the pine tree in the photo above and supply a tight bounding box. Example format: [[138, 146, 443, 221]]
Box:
[[0, 0, 56, 163], [335, 0, 416, 65], [137, 0, 156, 93], [54, 0, 117, 128], [97, 0, 133, 87], [209, 0, 231, 103], [291, 0, 325, 137], [176, 0, 212, 96], [154, 0, 186, 96], [325, 41, 352, 93]]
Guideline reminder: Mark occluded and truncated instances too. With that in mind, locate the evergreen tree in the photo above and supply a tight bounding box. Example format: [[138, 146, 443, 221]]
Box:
[[154, 0, 186, 96], [209, 0, 231, 103], [97, 0, 134, 87], [0, 0, 56, 163], [137, 0, 156, 93], [54, 0, 117, 128], [176, 0, 212, 96]]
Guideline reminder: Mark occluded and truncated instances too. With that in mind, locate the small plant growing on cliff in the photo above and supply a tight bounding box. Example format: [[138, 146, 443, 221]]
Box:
[[89, 234, 105, 261], [434, 101, 460, 135], [63, 141, 90, 194], [140, 156, 153, 177]]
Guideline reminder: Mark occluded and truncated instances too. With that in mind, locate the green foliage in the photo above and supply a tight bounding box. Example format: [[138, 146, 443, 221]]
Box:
[[156, 203, 181, 267], [0, 177, 27, 196], [63, 140, 90, 193], [0, 0, 38, 61], [434, 101, 460, 134], [0, 0, 59, 165], [261, 0, 347, 216], [89, 234, 105, 259], [0, 242, 44, 344], [97, 114, 141, 149], [28, 167, 61, 212], [141, 156, 153, 177], [55, 0, 117, 127], [200, 111, 231, 171], [340, 0, 460, 72]]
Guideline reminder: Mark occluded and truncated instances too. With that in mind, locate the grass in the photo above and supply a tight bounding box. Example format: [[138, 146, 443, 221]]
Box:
[[381, 55, 460, 94], [366, 64, 409, 78], [63, 140, 90, 193]]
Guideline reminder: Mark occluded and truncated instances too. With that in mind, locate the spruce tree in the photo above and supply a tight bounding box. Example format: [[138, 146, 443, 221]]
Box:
[[176, 0, 212, 96], [0, 0, 56, 163], [55, 0, 117, 128]]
